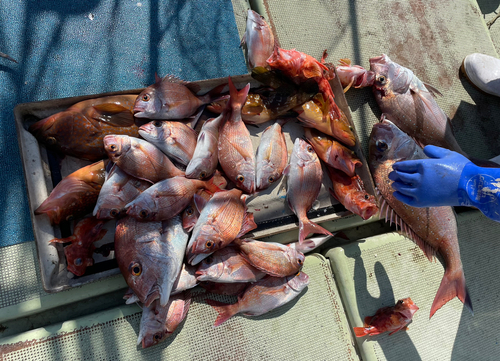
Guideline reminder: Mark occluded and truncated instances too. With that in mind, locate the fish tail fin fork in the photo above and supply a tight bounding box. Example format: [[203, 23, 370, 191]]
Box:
[[298, 218, 333, 244], [205, 299, 237, 327], [227, 77, 251, 113], [430, 268, 473, 319], [353, 327, 373, 337]]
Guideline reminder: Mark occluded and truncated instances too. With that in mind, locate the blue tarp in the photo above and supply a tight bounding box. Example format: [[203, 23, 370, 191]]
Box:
[[0, 0, 247, 247]]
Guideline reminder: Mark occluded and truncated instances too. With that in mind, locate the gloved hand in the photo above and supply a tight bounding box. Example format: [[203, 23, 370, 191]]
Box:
[[388, 145, 471, 207]]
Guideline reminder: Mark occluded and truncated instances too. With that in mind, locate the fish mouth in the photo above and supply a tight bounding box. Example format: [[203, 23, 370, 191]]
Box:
[[143, 288, 160, 308], [133, 111, 147, 118], [187, 251, 210, 266]]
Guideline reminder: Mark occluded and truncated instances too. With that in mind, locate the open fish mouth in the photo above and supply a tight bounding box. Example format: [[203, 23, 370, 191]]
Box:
[[143, 287, 160, 308]]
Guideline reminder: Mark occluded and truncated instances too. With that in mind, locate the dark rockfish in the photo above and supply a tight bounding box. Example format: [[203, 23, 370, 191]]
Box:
[[369, 118, 472, 318], [29, 95, 140, 161], [134, 74, 224, 120], [35, 160, 107, 225]]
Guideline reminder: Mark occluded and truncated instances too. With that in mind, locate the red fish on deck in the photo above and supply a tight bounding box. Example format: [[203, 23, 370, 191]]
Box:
[[353, 298, 419, 337]]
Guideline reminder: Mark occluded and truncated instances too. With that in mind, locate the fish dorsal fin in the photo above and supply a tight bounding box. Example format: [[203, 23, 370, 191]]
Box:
[[90, 104, 135, 127], [377, 190, 436, 261], [184, 82, 201, 94], [155, 73, 162, 84], [162, 74, 184, 84], [339, 58, 352, 67], [422, 82, 443, 97]]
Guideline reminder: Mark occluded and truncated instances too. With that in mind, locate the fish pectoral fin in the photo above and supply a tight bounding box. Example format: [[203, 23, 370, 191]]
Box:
[[410, 86, 444, 125], [236, 212, 257, 238], [228, 140, 254, 161], [91, 104, 135, 127], [193, 193, 209, 213], [422, 82, 443, 97]]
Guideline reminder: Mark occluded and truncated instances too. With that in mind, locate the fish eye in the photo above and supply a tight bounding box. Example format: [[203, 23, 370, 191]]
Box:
[[205, 240, 214, 249], [46, 137, 57, 146], [376, 140, 388, 152], [185, 207, 194, 216], [199, 171, 207, 179], [153, 120, 163, 127], [130, 262, 142, 276], [139, 209, 149, 219], [268, 175, 275, 183], [364, 194, 369, 200], [377, 75, 386, 84], [110, 208, 119, 217], [142, 94, 150, 102], [110, 144, 117, 151], [205, 255, 214, 264], [236, 175, 245, 183], [74, 258, 82, 266], [66, 215, 74, 222], [397, 299, 404, 305], [153, 332, 163, 341], [306, 145, 314, 153], [297, 258, 303, 266]]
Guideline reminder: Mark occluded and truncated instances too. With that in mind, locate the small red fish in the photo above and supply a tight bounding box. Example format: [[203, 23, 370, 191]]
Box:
[[35, 160, 107, 225], [353, 298, 419, 337], [49, 217, 107, 276], [326, 166, 379, 221]]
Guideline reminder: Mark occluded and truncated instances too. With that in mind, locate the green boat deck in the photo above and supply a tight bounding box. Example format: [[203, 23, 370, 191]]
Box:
[[2, 0, 500, 360]]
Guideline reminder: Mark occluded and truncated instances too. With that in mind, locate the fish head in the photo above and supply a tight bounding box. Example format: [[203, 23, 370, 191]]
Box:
[[303, 127, 331, 155], [103, 135, 131, 163], [369, 117, 421, 166], [266, 47, 301, 76], [286, 271, 310, 291], [247, 9, 267, 28], [63, 243, 95, 276], [137, 300, 167, 349], [233, 163, 256, 194], [293, 137, 319, 165], [186, 228, 223, 265], [138, 120, 166, 142], [134, 85, 164, 118], [126, 195, 158, 221], [195, 253, 224, 281], [395, 297, 419, 319], [185, 157, 212, 180], [369, 54, 414, 96], [256, 161, 282, 190], [182, 203, 199, 232], [351, 192, 379, 220]]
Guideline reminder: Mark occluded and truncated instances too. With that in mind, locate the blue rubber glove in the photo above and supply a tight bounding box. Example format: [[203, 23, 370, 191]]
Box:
[[389, 145, 500, 222]]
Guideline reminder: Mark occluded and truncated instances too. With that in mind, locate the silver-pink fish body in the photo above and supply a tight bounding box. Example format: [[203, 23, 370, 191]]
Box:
[[93, 165, 150, 219], [139, 120, 197, 166], [369, 54, 464, 154], [186, 111, 226, 179], [103, 135, 184, 183], [125, 176, 218, 221], [171, 264, 198, 295], [286, 138, 332, 243], [242, 10, 275, 69], [255, 121, 288, 191], [195, 246, 266, 283], [218, 79, 255, 194], [137, 292, 191, 348], [134, 76, 206, 120]]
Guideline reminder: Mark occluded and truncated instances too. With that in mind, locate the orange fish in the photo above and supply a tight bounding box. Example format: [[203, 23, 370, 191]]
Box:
[[369, 119, 472, 318], [295, 94, 355, 147], [29, 95, 140, 161], [103, 135, 184, 183], [285, 138, 333, 244], [326, 166, 379, 221], [35, 160, 107, 225], [206, 271, 309, 327], [49, 216, 107, 276], [353, 298, 419, 337], [304, 127, 361, 177], [218, 78, 256, 194], [186, 188, 257, 265], [234, 239, 305, 277]]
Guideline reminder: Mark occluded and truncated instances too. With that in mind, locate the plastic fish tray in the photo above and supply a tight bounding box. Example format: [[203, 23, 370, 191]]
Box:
[[14, 72, 377, 293]]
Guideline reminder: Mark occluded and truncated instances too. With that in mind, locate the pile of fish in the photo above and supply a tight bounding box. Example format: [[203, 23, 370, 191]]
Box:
[[27, 10, 381, 348], [27, 8, 477, 347]]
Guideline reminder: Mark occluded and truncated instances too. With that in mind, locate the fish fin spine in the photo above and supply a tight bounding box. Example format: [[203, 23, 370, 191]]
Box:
[[353, 327, 373, 337]]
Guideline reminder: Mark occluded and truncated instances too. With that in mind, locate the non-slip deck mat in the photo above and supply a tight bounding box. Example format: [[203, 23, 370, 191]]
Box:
[[261, 0, 500, 160], [0, 0, 247, 247], [327, 210, 500, 361], [0, 255, 359, 361]]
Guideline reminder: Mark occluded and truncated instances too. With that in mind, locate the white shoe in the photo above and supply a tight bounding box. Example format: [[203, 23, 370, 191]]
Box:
[[462, 53, 500, 97]]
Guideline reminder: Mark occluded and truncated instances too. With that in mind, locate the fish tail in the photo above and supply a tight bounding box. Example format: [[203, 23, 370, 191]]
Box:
[[353, 327, 373, 337], [430, 267, 473, 319], [228, 77, 251, 113], [299, 218, 333, 244], [205, 299, 238, 327], [200, 83, 229, 105]]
